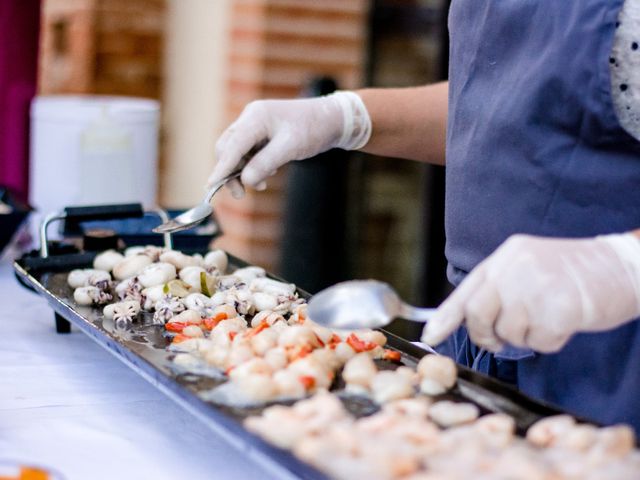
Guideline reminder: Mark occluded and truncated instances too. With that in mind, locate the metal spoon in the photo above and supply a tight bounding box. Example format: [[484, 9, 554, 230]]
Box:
[[307, 280, 437, 330], [153, 170, 241, 234], [153, 143, 266, 234]]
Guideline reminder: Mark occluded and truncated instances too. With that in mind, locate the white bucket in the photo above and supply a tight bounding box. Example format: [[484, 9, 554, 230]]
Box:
[[29, 95, 160, 219]]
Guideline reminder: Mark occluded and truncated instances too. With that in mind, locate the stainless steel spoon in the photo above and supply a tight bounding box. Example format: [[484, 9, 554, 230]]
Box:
[[307, 280, 437, 330], [153, 169, 241, 234], [153, 143, 266, 234]]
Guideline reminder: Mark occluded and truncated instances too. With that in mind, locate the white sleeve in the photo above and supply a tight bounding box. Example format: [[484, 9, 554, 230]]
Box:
[[610, 0, 640, 141]]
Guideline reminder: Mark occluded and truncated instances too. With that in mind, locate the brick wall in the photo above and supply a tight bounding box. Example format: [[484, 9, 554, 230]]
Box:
[[213, 0, 368, 272], [39, 0, 165, 98]]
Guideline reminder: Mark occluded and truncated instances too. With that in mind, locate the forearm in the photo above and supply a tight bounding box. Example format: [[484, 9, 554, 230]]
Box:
[[356, 82, 448, 165]]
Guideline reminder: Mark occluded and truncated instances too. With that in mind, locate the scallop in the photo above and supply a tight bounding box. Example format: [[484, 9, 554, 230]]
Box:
[[227, 342, 255, 369], [251, 328, 279, 356], [428, 401, 479, 427], [232, 266, 266, 283], [264, 347, 288, 371], [277, 325, 320, 348], [250, 277, 296, 297], [182, 325, 204, 338], [343, 353, 378, 389], [204, 249, 228, 273], [417, 354, 457, 395], [93, 250, 124, 272], [370, 370, 414, 404], [112, 254, 153, 280], [234, 374, 278, 403], [287, 357, 332, 390], [252, 292, 279, 312], [526, 415, 576, 448], [159, 250, 201, 271], [170, 309, 202, 325], [229, 358, 273, 380], [138, 262, 177, 288], [124, 246, 145, 257], [273, 369, 307, 399], [251, 310, 285, 328]]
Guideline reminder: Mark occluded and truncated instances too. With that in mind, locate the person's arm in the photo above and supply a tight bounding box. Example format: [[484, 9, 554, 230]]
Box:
[[208, 83, 448, 190], [357, 83, 448, 165], [421, 231, 640, 353]]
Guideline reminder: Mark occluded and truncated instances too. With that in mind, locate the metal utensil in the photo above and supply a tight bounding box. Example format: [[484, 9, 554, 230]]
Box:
[[153, 143, 267, 234], [307, 279, 437, 330], [153, 170, 241, 234]]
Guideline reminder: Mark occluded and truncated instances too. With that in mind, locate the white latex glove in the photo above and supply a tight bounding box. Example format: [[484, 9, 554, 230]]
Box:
[[421, 233, 640, 353], [207, 91, 371, 193]]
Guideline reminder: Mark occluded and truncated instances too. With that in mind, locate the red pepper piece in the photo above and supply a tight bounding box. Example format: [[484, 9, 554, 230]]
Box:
[[299, 375, 316, 390], [165, 322, 186, 333], [172, 333, 190, 344], [346, 333, 377, 353], [203, 312, 228, 330], [383, 349, 402, 362]]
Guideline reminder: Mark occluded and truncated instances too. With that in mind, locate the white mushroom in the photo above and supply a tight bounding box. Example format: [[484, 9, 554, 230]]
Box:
[[204, 249, 228, 273], [112, 254, 153, 281], [428, 401, 479, 427], [159, 250, 201, 270], [417, 354, 457, 396], [370, 370, 414, 404], [138, 262, 177, 288], [93, 250, 124, 272]]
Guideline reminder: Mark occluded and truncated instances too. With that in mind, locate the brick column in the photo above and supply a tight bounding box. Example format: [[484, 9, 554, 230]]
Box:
[[213, 0, 368, 272]]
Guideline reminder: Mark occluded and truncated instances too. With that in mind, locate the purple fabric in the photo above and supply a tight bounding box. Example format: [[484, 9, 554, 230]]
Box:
[[0, 0, 41, 202]]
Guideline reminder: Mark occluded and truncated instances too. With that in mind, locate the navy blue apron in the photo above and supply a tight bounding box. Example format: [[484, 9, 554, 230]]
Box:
[[444, 0, 640, 431]]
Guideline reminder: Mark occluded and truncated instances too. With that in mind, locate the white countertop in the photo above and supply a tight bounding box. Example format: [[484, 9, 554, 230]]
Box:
[[0, 261, 278, 480]]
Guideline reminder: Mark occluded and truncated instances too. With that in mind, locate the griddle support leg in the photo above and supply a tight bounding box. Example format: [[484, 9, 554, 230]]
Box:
[[55, 313, 71, 334]]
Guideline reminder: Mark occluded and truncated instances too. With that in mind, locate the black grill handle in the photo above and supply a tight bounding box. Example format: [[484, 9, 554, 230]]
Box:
[[64, 203, 144, 223]]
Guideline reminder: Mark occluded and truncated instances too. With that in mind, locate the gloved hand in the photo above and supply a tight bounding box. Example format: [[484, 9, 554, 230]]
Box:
[[421, 233, 640, 353], [207, 91, 372, 193]]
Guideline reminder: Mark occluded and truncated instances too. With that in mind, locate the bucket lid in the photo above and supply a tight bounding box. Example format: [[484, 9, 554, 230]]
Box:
[[31, 95, 159, 123]]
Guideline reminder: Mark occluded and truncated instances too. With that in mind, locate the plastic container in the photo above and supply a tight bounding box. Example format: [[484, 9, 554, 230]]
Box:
[[29, 95, 160, 214]]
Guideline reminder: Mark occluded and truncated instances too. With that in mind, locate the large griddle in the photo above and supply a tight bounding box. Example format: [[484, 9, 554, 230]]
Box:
[[14, 203, 570, 480]]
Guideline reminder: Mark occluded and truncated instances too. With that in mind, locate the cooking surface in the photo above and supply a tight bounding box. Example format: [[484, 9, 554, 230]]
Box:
[[14, 253, 570, 479]]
